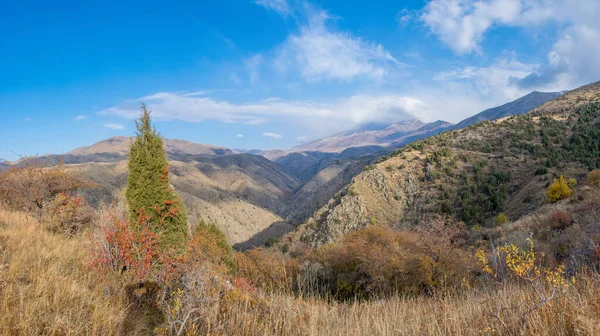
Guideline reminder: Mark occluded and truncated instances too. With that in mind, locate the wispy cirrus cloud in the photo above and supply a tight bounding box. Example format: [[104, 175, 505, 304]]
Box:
[[73, 115, 86, 121], [104, 123, 125, 130], [254, 0, 291, 16], [244, 54, 264, 86], [434, 57, 539, 99], [275, 11, 402, 82], [253, 1, 404, 83], [99, 91, 430, 136], [263, 132, 283, 139], [236, 133, 244, 138]]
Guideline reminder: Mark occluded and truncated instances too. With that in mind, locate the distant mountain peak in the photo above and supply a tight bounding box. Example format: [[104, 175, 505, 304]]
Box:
[[66, 136, 232, 158], [452, 91, 562, 130], [341, 122, 399, 136], [291, 119, 448, 153]]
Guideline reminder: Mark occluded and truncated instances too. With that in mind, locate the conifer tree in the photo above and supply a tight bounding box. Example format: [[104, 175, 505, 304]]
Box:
[[126, 103, 188, 247]]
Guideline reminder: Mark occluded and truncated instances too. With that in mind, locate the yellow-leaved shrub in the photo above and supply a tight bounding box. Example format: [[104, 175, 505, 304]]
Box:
[[546, 175, 573, 203]]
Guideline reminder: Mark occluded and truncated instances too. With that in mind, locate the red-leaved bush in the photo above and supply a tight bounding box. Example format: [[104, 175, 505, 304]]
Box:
[[88, 201, 251, 335], [89, 201, 238, 285], [88, 203, 183, 284]]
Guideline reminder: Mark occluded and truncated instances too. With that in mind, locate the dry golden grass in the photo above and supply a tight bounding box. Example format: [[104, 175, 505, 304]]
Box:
[[1, 208, 599, 335], [0, 209, 127, 335], [216, 277, 600, 336]]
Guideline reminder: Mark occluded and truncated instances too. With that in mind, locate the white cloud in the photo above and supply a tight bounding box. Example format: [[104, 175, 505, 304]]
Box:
[[426, 57, 559, 120], [99, 92, 430, 136], [551, 25, 600, 85], [275, 11, 402, 82], [236, 133, 244, 138], [104, 123, 125, 130], [181, 90, 217, 97], [421, 0, 523, 54], [263, 132, 283, 139], [420, 0, 600, 90], [254, 0, 290, 16], [74, 115, 86, 121], [420, 0, 599, 54], [397, 9, 417, 26], [513, 24, 600, 90], [435, 57, 538, 99], [251, 2, 403, 83], [296, 136, 307, 142]]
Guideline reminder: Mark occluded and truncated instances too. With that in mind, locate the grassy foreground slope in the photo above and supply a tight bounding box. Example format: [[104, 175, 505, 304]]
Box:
[[1, 209, 600, 335], [0, 211, 127, 335]]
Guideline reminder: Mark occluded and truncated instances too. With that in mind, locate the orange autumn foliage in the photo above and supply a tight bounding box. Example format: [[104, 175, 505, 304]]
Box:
[[88, 204, 183, 284]]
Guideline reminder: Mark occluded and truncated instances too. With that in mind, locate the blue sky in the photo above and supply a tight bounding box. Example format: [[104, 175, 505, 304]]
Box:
[[2, 0, 599, 160]]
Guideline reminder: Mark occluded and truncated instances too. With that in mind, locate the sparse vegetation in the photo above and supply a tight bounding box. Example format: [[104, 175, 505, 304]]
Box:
[[0, 158, 96, 235], [306, 225, 475, 300], [3, 208, 600, 335], [568, 177, 577, 188], [477, 236, 575, 334]]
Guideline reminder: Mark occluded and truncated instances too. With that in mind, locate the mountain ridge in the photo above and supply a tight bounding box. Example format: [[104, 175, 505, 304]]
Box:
[[290, 82, 599, 247], [452, 91, 563, 130], [9, 89, 570, 249]]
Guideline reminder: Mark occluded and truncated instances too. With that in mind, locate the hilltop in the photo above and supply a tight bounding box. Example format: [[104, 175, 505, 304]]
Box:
[[452, 91, 563, 129], [255, 91, 560, 185], [294, 83, 599, 246], [292, 119, 452, 153]]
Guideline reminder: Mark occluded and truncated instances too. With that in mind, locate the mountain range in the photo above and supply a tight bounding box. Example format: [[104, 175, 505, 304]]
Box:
[[14, 89, 563, 248], [451, 91, 564, 130], [289, 84, 598, 247]]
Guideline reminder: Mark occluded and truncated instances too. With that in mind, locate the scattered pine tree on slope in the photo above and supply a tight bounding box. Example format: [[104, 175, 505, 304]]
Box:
[[126, 103, 189, 247]]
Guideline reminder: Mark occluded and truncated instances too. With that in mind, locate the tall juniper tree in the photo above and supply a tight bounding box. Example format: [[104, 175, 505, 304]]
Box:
[[126, 103, 188, 247]]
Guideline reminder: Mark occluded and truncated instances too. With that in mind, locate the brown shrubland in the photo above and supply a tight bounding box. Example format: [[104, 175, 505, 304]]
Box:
[[0, 158, 96, 214], [2, 208, 600, 335], [1, 159, 600, 335]]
